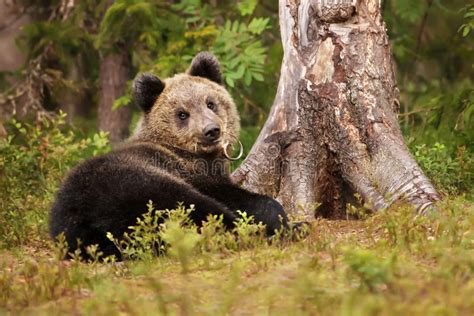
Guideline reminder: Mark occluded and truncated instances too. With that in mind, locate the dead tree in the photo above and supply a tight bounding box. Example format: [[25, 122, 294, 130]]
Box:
[[232, 0, 440, 219]]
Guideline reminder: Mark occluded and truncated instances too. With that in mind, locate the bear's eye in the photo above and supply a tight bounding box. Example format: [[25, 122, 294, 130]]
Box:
[[177, 111, 189, 120], [207, 101, 217, 111]]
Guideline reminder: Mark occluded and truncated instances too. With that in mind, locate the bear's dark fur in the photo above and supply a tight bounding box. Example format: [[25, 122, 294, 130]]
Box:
[[49, 52, 290, 259]]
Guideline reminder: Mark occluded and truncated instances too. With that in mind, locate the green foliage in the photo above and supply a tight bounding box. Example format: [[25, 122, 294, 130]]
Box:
[[1, 197, 473, 314], [385, 1, 474, 153], [19, 20, 90, 64], [75, 0, 276, 115], [344, 249, 395, 291], [402, 80, 474, 151], [96, 0, 160, 50], [153, 1, 270, 89], [107, 202, 267, 265], [459, 5, 474, 37], [160, 209, 202, 273], [413, 142, 473, 195], [106, 201, 168, 261], [366, 199, 473, 273], [237, 0, 258, 17], [5, 0, 472, 150], [106, 202, 202, 263], [232, 210, 266, 247], [394, 0, 427, 23], [0, 113, 110, 248], [213, 18, 269, 87]]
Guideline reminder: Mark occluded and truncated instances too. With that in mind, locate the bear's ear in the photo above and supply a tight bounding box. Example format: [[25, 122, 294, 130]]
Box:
[[133, 73, 165, 113], [188, 52, 222, 85]]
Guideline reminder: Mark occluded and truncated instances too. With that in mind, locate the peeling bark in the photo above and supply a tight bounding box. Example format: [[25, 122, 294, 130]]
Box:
[[232, 0, 440, 219]]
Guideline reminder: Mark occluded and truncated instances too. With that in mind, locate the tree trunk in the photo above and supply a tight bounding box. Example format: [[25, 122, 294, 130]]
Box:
[[98, 52, 132, 145], [0, 0, 30, 137], [59, 56, 94, 122], [232, 0, 440, 220]]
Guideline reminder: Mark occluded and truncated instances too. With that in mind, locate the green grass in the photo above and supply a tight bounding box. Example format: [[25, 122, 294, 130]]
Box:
[[0, 198, 473, 315]]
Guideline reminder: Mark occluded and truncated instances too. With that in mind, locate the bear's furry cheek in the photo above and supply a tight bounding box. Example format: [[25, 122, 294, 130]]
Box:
[[225, 113, 240, 145]]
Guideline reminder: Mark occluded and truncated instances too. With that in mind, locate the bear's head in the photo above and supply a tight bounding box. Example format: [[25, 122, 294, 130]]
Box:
[[132, 52, 240, 156]]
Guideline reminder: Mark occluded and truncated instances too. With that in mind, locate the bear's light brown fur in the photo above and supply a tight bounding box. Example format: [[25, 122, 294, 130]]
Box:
[[133, 63, 239, 158]]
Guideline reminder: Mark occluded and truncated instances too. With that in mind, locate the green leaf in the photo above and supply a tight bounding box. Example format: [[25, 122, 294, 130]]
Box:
[[464, 11, 474, 18], [248, 18, 270, 34], [462, 25, 471, 37], [244, 71, 252, 86], [113, 95, 132, 110], [229, 57, 240, 69], [237, 0, 258, 16], [253, 72, 264, 81], [225, 76, 235, 88], [235, 64, 246, 79]]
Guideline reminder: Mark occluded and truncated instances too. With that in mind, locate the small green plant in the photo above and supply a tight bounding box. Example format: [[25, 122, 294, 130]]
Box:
[[161, 213, 202, 274], [232, 211, 266, 249], [346, 193, 372, 220], [344, 249, 395, 291], [199, 214, 235, 253], [107, 201, 174, 261]]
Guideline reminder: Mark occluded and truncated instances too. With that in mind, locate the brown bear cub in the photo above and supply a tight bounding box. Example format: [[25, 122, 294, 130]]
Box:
[[49, 52, 291, 259]]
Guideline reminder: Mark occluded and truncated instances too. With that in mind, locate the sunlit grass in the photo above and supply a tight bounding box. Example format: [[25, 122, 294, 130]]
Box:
[[0, 198, 472, 315]]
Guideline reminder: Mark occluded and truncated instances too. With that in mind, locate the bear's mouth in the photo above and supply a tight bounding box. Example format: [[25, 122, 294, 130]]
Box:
[[198, 139, 220, 147], [196, 140, 221, 152]]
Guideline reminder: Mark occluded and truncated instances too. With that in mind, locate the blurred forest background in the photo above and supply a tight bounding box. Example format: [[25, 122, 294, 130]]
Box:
[[0, 0, 473, 197]]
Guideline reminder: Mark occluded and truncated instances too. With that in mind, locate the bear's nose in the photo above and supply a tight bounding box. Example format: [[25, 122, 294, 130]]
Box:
[[203, 124, 221, 142]]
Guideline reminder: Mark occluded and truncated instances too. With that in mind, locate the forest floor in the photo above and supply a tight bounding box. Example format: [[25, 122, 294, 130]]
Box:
[[1, 197, 473, 315]]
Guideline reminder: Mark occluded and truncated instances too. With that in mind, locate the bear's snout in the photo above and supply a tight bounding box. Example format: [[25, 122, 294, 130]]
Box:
[[203, 123, 221, 142]]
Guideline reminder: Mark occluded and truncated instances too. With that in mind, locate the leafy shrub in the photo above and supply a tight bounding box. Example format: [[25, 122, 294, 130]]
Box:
[[0, 113, 110, 248], [107, 202, 196, 263], [412, 142, 473, 195], [106, 202, 267, 266]]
